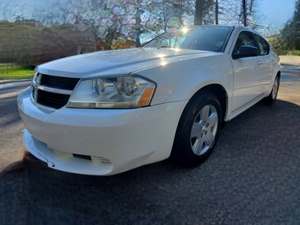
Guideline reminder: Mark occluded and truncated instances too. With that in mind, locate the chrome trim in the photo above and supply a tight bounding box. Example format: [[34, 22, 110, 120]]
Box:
[[37, 85, 73, 95], [32, 80, 72, 95]]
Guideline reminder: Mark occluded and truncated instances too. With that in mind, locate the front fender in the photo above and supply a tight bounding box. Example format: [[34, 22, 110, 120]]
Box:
[[139, 55, 234, 106]]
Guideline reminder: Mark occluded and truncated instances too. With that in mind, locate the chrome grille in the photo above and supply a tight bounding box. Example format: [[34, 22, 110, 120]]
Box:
[[32, 74, 79, 109]]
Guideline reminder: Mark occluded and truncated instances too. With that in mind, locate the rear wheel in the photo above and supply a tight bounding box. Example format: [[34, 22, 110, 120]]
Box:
[[264, 75, 280, 105], [171, 92, 223, 166]]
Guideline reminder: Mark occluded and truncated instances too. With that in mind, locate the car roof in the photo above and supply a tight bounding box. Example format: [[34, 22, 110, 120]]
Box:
[[190, 25, 254, 32], [191, 25, 267, 40]]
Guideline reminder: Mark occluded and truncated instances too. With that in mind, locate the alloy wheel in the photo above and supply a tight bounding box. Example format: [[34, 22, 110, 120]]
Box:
[[190, 105, 219, 156]]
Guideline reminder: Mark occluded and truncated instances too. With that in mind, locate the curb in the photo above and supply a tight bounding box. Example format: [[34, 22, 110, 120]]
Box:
[[0, 80, 31, 91], [0, 79, 31, 85]]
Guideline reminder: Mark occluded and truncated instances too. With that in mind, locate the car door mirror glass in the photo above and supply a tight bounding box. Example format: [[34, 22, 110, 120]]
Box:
[[233, 46, 259, 59]]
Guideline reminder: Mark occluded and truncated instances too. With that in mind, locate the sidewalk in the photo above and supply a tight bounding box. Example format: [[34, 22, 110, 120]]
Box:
[[0, 79, 31, 85], [280, 55, 300, 66], [0, 80, 31, 91]]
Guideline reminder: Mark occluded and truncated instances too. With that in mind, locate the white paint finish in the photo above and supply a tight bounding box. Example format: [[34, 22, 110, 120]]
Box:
[[23, 129, 114, 175], [141, 54, 233, 106], [231, 56, 264, 111], [18, 88, 187, 175], [18, 26, 280, 175], [257, 55, 274, 87], [37, 48, 218, 78]]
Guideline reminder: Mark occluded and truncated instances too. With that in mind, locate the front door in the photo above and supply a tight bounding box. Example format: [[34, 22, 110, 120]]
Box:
[[231, 31, 264, 112]]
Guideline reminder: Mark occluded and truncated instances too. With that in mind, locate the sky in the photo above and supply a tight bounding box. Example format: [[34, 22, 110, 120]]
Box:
[[256, 0, 296, 32]]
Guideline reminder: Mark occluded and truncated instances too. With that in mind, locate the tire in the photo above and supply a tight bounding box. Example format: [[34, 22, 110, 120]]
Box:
[[170, 92, 223, 166], [264, 75, 280, 105]]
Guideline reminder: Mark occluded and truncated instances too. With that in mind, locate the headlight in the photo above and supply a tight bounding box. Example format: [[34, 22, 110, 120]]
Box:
[[67, 75, 156, 109]]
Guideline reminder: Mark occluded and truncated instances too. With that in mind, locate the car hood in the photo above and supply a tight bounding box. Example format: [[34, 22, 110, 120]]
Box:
[[37, 48, 220, 78]]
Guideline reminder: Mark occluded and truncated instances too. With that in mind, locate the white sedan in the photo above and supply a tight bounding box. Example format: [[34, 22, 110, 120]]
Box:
[[18, 25, 281, 175]]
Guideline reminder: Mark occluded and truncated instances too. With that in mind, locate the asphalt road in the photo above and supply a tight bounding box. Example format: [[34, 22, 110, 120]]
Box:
[[1, 68, 300, 225]]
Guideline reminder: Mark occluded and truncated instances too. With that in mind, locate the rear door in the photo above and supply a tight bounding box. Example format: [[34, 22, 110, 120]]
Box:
[[231, 31, 264, 112], [253, 33, 274, 93]]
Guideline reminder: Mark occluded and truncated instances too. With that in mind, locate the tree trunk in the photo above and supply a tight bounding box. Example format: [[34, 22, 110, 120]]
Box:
[[194, 0, 214, 25], [194, 0, 204, 25], [249, 0, 254, 14], [242, 0, 247, 26], [215, 0, 219, 25], [135, 0, 142, 47]]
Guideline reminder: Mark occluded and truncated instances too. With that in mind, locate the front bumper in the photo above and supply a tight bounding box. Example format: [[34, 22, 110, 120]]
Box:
[[18, 88, 186, 175]]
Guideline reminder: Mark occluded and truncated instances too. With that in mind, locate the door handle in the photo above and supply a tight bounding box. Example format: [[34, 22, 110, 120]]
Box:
[[257, 61, 265, 65]]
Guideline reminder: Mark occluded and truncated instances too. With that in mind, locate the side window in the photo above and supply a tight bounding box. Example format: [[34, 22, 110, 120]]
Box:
[[232, 31, 260, 58], [254, 34, 270, 56]]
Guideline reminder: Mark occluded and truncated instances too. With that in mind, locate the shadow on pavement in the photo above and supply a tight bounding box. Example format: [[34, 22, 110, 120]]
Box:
[[1, 100, 300, 225], [0, 95, 21, 127]]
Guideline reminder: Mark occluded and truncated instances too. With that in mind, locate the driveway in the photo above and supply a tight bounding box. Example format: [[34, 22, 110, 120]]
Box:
[[0, 67, 300, 225], [0, 81, 30, 169]]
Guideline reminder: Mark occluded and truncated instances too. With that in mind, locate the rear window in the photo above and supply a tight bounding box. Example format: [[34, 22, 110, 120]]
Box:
[[254, 34, 270, 56]]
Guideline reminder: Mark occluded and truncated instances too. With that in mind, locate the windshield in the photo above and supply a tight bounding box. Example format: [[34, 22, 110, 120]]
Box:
[[144, 26, 233, 52]]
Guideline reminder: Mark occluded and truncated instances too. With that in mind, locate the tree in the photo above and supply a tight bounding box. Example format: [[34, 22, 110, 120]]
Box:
[[240, 0, 256, 26], [194, 0, 214, 25], [46, 0, 194, 47], [0, 21, 95, 65], [242, 0, 247, 26], [194, 0, 256, 26], [281, 0, 300, 50]]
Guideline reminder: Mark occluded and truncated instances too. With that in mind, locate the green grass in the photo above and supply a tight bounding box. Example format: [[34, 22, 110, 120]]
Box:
[[0, 64, 34, 80], [284, 50, 300, 56], [275, 49, 300, 56]]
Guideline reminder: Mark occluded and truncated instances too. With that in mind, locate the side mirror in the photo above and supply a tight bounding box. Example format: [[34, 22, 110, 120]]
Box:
[[233, 46, 259, 59]]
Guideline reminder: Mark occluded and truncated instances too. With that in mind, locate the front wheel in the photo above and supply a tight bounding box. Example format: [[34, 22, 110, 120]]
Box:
[[264, 75, 280, 105], [171, 92, 223, 166]]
